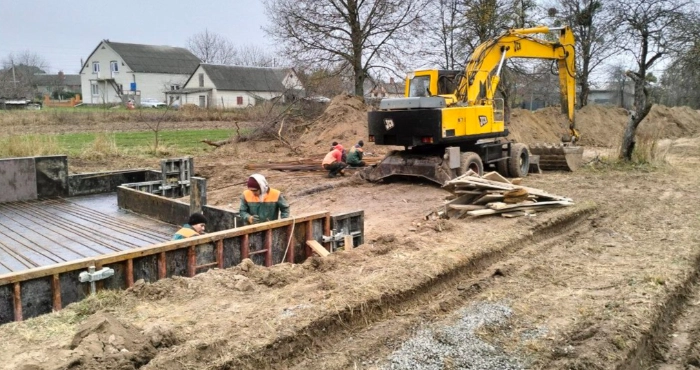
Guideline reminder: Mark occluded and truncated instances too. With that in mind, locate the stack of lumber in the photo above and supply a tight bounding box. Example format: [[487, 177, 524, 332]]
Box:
[[428, 171, 574, 219], [245, 157, 381, 172]]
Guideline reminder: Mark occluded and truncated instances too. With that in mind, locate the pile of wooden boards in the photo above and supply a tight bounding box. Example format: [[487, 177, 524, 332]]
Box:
[[245, 157, 381, 172], [427, 170, 574, 219]]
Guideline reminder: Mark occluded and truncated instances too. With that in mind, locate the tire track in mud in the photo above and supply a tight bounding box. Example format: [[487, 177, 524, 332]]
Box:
[[619, 257, 700, 370], [211, 204, 597, 370]]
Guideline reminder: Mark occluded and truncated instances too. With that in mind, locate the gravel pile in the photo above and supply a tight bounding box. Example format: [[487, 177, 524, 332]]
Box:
[[381, 302, 523, 370]]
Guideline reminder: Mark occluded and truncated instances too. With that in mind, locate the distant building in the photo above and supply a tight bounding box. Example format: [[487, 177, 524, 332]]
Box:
[[34, 72, 81, 98], [79, 40, 201, 105], [168, 64, 304, 108], [588, 88, 634, 109]]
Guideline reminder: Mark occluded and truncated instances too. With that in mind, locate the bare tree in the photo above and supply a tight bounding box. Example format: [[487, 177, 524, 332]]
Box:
[[186, 29, 237, 64], [232, 45, 279, 67], [659, 11, 700, 109], [610, 0, 695, 160], [262, 0, 426, 97], [547, 0, 620, 107], [0, 51, 48, 98], [416, 0, 468, 70]]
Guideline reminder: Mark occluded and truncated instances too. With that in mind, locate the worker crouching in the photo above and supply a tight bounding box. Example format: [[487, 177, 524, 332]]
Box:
[[346, 140, 365, 167], [322, 144, 348, 178], [239, 174, 291, 226]]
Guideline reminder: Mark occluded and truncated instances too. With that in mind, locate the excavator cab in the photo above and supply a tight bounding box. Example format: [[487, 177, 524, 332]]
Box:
[[406, 70, 461, 103]]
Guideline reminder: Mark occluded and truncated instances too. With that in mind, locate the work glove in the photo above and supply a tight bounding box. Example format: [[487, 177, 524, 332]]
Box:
[[247, 215, 260, 224]]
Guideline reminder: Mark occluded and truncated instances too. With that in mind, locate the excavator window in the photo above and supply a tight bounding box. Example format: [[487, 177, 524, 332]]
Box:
[[437, 74, 459, 95], [408, 76, 431, 97]]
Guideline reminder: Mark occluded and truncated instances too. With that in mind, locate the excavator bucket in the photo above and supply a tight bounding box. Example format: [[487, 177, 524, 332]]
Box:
[[364, 150, 453, 185], [529, 143, 584, 171]]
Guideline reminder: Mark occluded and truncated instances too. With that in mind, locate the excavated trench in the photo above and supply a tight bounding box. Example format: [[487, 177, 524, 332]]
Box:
[[198, 204, 598, 369], [619, 253, 700, 370]]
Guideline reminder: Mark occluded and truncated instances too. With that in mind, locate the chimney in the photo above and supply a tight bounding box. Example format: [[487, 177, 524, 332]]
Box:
[[58, 71, 65, 81], [389, 77, 395, 84]]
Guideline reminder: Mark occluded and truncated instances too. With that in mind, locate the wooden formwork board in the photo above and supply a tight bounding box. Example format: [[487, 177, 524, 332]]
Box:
[[0, 211, 332, 324]]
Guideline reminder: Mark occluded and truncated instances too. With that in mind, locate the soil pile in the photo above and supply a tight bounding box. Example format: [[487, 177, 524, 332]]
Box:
[[509, 104, 700, 147], [297, 97, 699, 156], [297, 94, 371, 153]]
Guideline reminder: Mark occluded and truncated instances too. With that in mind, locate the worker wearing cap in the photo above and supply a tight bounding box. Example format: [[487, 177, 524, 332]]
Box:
[[172, 212, 208, 240], [239, 174, 291, 226], [346, 140, 365, 167]]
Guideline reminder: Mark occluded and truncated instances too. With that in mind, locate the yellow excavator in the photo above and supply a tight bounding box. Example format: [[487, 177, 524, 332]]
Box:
[[366, 26, 584, 184]]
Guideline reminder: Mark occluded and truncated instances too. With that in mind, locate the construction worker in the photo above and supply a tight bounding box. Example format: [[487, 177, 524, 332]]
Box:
[[239, 174, 290, 225], [346, 140, 365, 167], [172, 212, 207, 240], [322, 143, 347, 178]]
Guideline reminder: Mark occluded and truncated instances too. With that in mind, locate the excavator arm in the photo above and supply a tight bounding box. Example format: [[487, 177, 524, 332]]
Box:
[[458, 26, 578, 141]]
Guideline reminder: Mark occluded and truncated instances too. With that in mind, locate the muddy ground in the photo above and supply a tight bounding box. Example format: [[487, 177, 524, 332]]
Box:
[[0, 97, 699, 369]]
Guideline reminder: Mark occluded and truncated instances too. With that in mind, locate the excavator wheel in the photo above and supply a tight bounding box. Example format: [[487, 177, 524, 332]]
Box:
[[508, 143, 530, 178], [458, 152, 484, 176], [496, 156, 509, 177]]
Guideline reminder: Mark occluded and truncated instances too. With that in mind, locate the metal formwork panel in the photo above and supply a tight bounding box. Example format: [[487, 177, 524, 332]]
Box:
[[332, 210, 365, 248], [0, 157, 37, 203]]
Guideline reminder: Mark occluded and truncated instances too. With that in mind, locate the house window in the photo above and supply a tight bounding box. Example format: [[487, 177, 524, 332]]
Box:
[[198, 73, 204, 87], [110, 61, 118, 73], [237, 96, 243, 105], [92, 62, 100, 74], [91, 83, 99, 96], [199, 95, 206, 108], [170, 84, 181, 91]]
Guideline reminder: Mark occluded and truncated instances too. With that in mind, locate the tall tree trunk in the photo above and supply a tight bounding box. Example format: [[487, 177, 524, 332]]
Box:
[[619, 75, 651, 160]]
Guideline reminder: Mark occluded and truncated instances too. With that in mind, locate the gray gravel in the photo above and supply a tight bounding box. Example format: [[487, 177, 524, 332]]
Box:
[[380, 302, 523, 370]]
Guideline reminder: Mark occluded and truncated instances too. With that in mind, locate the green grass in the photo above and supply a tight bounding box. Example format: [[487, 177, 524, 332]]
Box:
[[0, 129, 233, 158], [57, 129, 234, 155]]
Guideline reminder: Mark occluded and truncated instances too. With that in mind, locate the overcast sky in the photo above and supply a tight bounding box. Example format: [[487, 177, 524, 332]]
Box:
[[0, 0, 272, 74]]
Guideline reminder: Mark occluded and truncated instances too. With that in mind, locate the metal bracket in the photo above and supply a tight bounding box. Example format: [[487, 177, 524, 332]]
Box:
[[79, 266, 115, 295], [322, 230, 361, 251]]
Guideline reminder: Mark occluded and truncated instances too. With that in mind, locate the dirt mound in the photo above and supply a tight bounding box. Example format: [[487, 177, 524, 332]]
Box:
[[508, 104, 700, 147], [297, 94, 371, 153], [62, 312, 168, 370]]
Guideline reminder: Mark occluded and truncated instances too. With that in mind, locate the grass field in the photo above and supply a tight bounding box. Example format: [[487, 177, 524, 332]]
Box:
[[0, 129, 235, 158]]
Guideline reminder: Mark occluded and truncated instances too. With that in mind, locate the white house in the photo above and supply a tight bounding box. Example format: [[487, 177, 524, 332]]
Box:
[[79, 40, 201, 105], [167, 64, 304, 108]]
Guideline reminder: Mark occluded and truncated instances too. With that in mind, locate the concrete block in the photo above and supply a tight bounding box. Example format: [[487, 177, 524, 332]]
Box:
[[35, 155, 68, 198]]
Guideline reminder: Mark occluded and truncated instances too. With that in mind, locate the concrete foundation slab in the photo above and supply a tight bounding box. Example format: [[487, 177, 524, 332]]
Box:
[[0, 194, 175, 274]]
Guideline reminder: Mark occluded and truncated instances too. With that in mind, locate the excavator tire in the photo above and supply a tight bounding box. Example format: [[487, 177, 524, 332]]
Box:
[[496, 157, 509, 177], [458, 152, 484, 176], [508, 143, 530, 178], [529, 143, 584, 171]]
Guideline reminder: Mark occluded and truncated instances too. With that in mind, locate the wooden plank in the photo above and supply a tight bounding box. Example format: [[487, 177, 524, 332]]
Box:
[[158, 252, 166, 279], [306, 240, 330, 257], [305, 220, 313, 258], [51, 274, 61, 311], [472, 194, 505, 205], [125, 259, 134, 288], [264, 229, 272, 267], [216, 240, 224, 269], [467, 201, 573, 216], [448, 177, 570, 201], [13, 282, 21, 322], [286, 224, 295, 263], [482, 171, 511, 184], [187, 246, 196, 277], [343, 235, 354, 249], [447, 204, 487, 211]]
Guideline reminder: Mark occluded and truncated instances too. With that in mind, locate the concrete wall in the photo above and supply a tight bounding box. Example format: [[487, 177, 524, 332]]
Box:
[[68, 169, 150, 196], [0, 157, 37, 203], [117, 186, 190, 226]]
